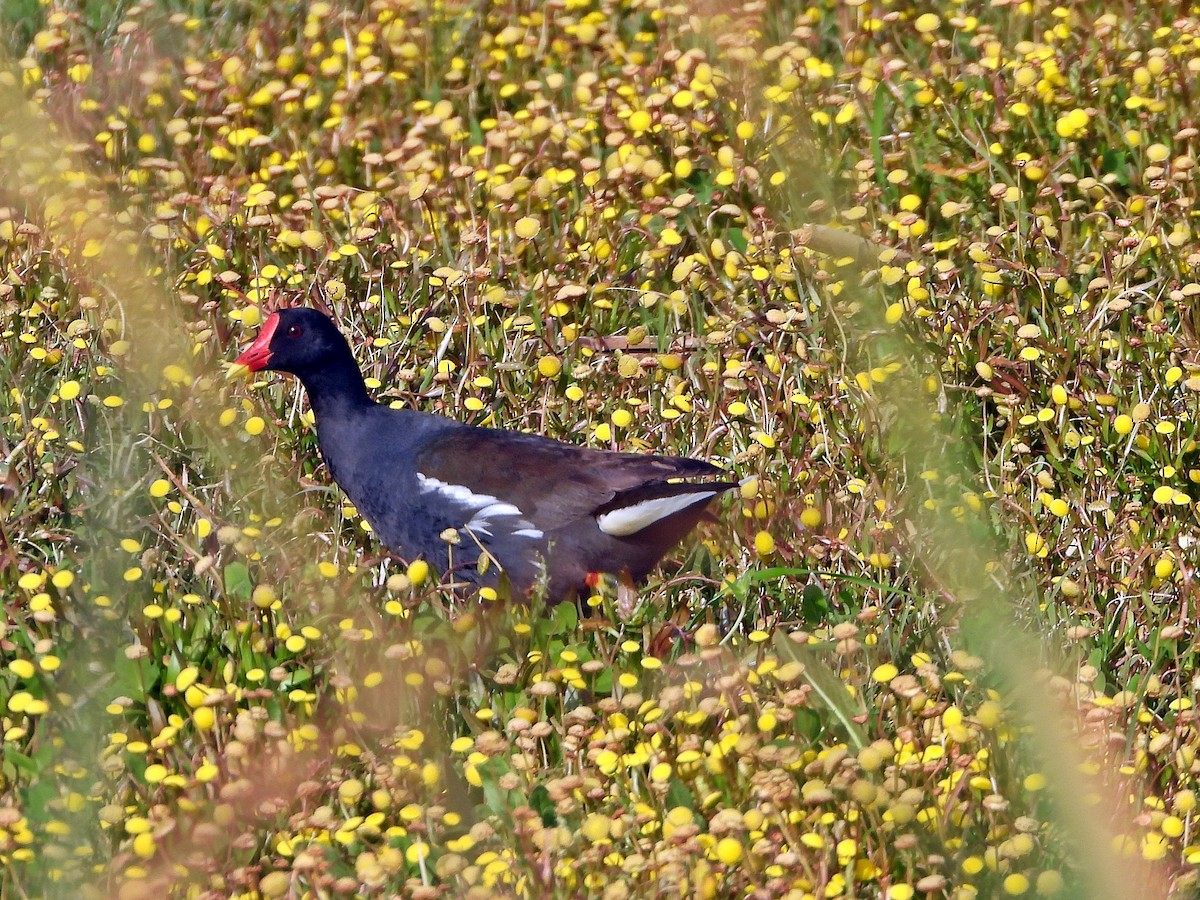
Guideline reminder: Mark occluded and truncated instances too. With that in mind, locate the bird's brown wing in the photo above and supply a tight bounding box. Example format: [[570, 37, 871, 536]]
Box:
[[412, 427, 728, 532]]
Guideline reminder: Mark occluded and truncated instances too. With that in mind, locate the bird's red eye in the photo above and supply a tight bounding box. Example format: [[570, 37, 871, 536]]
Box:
[[287, 324, 302, 338]]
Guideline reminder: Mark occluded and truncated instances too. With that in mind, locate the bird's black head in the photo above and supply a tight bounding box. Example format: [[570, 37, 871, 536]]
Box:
[[234, 307, 351, 378]]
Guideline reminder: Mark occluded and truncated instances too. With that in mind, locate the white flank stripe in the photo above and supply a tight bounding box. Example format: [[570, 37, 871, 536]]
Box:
[[416, 473, 544, 541], [596, 490, 718, 537], [478, 501, 523, 519]]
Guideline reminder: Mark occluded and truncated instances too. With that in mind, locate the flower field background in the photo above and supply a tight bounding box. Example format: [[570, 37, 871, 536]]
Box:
[[2, 0, 1199, 897]]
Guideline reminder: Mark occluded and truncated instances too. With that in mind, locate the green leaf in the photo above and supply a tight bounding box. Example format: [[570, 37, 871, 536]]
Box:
[[552, 601, 578, 636], [726, 227, 748, 253], [112, 647, 161, 702], [6, 749, 39, 776], [791, 707, 823, 741], [1100, 149, 1131, 186], [20, 769, 56, 813], [529, 784, 556, 826], [224, 562, 252, 601], [686, 171, 716, 205], [478, 757, 521, 814], [284, 668, 313, 688], [664, 777, 697, 813], [772, 632, 868, 752], [25, 742, 56, 778], [725, 567, 920, 601], [800, 583, 830, 625]]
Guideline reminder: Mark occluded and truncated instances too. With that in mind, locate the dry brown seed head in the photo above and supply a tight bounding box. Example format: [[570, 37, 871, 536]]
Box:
[[830, 622, 858, 640]]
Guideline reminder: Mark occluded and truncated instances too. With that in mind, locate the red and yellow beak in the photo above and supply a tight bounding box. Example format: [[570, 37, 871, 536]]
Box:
[[233, 312, 281, 372]]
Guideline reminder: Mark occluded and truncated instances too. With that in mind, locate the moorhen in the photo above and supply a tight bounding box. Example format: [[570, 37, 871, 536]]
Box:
[[234, 307, 738, 603]]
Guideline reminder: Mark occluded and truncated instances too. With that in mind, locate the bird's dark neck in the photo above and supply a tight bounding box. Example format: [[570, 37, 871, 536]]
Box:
[[298, 362, 375, 421]]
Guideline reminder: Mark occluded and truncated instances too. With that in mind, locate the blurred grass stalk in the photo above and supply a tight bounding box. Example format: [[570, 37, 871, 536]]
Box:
[[0, 59, 236, 897], [0, 60, 178, 895], [0, 56, 448, 899], [696, 7, 1167, 897]]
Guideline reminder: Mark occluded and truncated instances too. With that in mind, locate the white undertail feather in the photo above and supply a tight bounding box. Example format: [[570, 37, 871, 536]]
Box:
[[596, 490, 719, 537]]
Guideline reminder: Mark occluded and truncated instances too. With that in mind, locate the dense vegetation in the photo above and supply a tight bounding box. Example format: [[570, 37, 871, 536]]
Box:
[[2, 1, 1199, 897]]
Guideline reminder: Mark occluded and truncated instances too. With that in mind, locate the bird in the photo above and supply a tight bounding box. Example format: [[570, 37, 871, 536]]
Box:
[[234, 307, 738, 604]]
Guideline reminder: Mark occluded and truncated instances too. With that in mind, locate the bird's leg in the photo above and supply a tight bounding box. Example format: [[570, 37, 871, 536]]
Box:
[[584, 571, 640, 618]]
